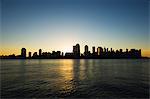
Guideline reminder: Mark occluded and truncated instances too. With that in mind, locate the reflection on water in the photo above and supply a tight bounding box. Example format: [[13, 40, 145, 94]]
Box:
[[53, 60, 75, 96], [1, 59, 149, 98]]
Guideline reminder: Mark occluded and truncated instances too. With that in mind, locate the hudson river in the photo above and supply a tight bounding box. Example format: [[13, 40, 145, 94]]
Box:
[[1, 59, 149, 98]]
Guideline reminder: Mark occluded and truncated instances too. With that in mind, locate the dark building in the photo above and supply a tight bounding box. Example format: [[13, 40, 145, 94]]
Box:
[[33, 52, 37, 58], [21, 48, 26, 58], [39, 49, 42, 56], [92, 46, 95, 54], [42, 52, 47, 56], [65, 52, 74, 58], [62, 52, 64, 57], [111, 48, 113, 52], [56, 51, 61, 57], [97, 47, 100, 55], [126, 49, 128, 52], [104, 47, 106, 53], [84, 45, 88, 56], [51, 51, 61, 58], [97, 47, 103, 56], [29, 52, 32, 58], [76, 44, 80, 56], [84, 45, 91, 58], [120, 49, 123, 53], [47, 52, 51, 57], [139, 49, 141, 57], [73, 46, 76, 53], [106, 48, 109, 52], [130, 49, 141, 58], [73, 44, 80, 57], [42, 52, 50, 58], [0, 43, 143, 59]]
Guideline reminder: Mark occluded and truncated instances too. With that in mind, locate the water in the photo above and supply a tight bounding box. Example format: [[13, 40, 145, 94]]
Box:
[[1, 59, 149, 98]]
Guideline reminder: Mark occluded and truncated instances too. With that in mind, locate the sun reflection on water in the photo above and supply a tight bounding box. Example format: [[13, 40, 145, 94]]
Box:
[[55, 60, 76, 96]]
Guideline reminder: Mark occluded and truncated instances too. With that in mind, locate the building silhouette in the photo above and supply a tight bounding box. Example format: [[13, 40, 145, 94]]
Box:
[[92, 46, 95, 54], [33, 52, 37, 58], [29, 52, 32, 58], [21, 48, 26, 58], [0, 43, 144, 59], [84, 45, 88, 56], [39, 49, 42, 57], [97, 47, 103, 56], [73, 44, 80, 58], [65, 52, 74, 58]]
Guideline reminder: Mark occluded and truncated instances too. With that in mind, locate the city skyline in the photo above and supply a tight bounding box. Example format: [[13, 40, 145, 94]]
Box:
[[0, 43, 149, 57], [1, 0, 149, 57], [0, 43, 143, 59]]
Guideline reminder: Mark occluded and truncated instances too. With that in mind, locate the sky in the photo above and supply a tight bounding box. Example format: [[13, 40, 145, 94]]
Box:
[[1, 0, 150, 57]]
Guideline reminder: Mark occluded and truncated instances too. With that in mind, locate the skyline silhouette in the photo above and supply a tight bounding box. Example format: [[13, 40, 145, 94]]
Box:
[[0, 43, 144, 59]]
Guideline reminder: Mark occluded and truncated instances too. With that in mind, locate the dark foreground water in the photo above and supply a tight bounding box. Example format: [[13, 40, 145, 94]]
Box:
[[1, 59, 149, 98]]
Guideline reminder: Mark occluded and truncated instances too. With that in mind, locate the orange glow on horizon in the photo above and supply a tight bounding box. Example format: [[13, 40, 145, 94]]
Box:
[[142, 49, 150, 57]]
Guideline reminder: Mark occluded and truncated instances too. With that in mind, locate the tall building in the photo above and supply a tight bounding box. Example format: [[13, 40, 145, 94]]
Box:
[[106, 48, 108, 52], [97, 47, 100, 55], [104, 47, 106, 52], [76, 44, 80, 56], [126, 49, 128, 52], [111, 48, 113, 52], [62, 52, 64, 56], [73, 46, 76, 53], [120, 49, 123, 53], [139, 49, 141, 57], [92, 46, 95, 54], [73, 44, 80, 57], [84, 45, 88, 55], [97, 47, 103, 56], [21, 48, 26, 58], [29, 52, 32, 58], [39, 49, 42, 56]]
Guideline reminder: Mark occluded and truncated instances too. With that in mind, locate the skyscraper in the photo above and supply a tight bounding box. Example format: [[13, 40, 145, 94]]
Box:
[[139, 49, 141, 57], [85, 45, 88, 52], [29, 52, 32, 58], [84, 45, 88, 56], [97, 47, 100, 55], [73, 46, 76, 54], [104, 47, 106, 53], [92, 46, 95, 54], [111, 48, 113, 52], [97, 47, 103, 56], [120, 49, 123, 53], [76, 44, 80, 56], [21, 48, 26, 58], [73, 44, 80, 57], [39, 49, 42, 56]]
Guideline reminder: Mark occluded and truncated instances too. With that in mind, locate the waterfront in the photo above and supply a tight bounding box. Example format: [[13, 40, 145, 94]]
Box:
[[1, 59, 149, 98]]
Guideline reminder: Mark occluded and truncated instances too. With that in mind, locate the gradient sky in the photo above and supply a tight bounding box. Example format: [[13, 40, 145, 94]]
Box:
[[1, 0, 150, 57]]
